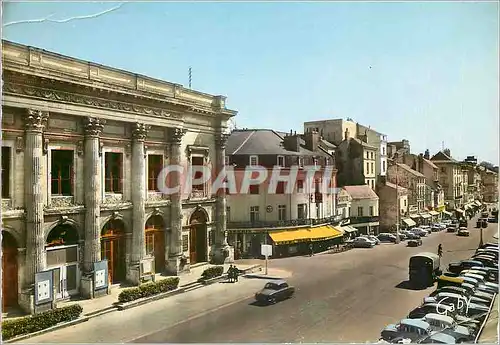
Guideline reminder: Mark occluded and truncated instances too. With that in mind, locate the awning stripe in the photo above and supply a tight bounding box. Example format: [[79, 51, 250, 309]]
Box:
[[269, 225, 344, 245], [403, 218, 416, 227], [410, 214, 421, 219]]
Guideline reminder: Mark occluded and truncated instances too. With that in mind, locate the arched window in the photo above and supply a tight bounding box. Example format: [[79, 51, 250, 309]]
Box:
[[46, 224, 79, 247]]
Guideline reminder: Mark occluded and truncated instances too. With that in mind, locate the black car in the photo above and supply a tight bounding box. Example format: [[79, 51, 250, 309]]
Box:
[[407, 239, 423, 247], [488, 217, 498, 223], [447, 226, 457, 233], [377, 233, 398, 243], [448, 260, 484, 274], [254, 280, 295, 304], [407, 303, 455, 319]]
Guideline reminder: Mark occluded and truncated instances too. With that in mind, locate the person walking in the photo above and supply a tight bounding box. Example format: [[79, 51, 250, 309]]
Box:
[[309, 243, 314, 257], [233, 265, 239, 282], [438, 244, 443, 257], [227, 264, 234, 282]]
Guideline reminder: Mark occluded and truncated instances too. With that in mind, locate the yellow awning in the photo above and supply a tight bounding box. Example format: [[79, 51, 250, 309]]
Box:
[[309, 225, 343, 241], [269, 228, 311, 245]]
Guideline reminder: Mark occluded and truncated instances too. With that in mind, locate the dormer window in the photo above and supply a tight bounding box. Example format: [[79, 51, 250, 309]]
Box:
[[249, 155, 258, 166], [277, 155, 285, 167]]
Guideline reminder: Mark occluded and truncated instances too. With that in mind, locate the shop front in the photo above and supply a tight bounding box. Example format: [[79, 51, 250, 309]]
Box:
[[429, 210, 440, 222], [409, 214, 422, 226], [402, 218, 417, 229], [419, 212, 432, 225], [442, 210, 453, 219]]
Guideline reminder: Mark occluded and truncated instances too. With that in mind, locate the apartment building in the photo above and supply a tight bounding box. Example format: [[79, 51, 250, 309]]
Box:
[[1, 40, 237, 312], [430, 150, 465, 211], [343, 185, 380, 235]]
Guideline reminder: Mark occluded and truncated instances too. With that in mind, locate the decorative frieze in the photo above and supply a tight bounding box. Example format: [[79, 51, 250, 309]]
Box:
[[83, 117, 105, 137], [103, 194, 123, 204], [215, 133, 230, 149], [147, 192, 165, 202], [24, 109, 49, 132], [49, 196, 75, 208]]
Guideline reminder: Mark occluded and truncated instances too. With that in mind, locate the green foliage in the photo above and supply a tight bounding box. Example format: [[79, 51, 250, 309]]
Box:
[[1, 304, 83, 340], [199, 266, 224, 281], [117, 277, 180, 303]]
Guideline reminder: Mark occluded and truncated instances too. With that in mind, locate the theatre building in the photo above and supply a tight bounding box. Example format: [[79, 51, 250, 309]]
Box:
[[1, 40, 236, 313], [225, 129, 343, 258]]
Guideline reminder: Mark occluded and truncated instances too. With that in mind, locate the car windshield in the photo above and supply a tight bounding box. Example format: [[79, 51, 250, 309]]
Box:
[[263, 283, 279, 290]]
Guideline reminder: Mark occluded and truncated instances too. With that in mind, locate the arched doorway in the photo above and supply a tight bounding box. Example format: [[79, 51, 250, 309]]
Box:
[[2, 231, 18, 309], [189, 209, 208, 264], [100, 219, 126, 284], [145, 215, 165, 273], [46, 224, 80, 299]]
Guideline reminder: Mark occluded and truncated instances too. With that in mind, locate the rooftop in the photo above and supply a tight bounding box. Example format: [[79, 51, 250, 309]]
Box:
[[343, 185, 379, 200], [396, 163, 426, 178]]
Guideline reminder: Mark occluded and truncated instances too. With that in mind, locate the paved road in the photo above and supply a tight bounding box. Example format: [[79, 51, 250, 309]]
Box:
[[134, 219, 497, 343], [23, 217, 497, 343]]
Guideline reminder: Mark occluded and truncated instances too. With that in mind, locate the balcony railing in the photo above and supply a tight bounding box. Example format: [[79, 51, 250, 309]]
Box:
[[227, 215, 342, 229], [349, 216, 380, 225]]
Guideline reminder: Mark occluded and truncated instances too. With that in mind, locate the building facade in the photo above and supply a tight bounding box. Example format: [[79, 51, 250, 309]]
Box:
[[386, 162, 426, 212], [303, 118, 358, 146], [479, 168, 499, 203], [225, 129, 339, 259], [377, 180, 408, 232], [335, 129, 378, 190], [1, 40, 237, 313], [430, 150, 465, 211], [344, 185, 380, 234], [356, 123, 388, 179]]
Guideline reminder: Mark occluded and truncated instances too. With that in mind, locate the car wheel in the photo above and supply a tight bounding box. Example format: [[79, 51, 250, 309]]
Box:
[[268, 297, 276, 304]]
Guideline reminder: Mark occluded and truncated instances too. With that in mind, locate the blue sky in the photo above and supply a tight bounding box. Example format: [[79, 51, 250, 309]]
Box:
[[3, 1, 499, 164]]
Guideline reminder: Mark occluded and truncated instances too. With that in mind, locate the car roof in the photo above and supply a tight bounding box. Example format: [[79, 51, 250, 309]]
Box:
[[268, 280, 287, 285], [436, 292, 467, 299], [421, 303, 453, 311], [400, 319, 430, 329], [427, 333, 457, 343], [424, 313, 454, 324]]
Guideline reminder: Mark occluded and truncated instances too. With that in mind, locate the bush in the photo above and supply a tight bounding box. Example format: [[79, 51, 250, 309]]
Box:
[[1, 304, 83, 340], [117, 277, 180, 303], [199, 266, 224, 281]]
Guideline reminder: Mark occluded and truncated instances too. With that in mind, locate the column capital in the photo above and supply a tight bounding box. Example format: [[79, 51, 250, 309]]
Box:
[[24, 109, 48, 132], [84, 117, 105, 137], [169, 128, 187, 144], [215, 132, 230, 149], [132, 122, 150, 141]]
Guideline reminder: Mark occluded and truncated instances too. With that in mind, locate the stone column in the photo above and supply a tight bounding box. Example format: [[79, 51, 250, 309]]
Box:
[[166, 128, 186, 274], [129, 123, 149, 283], [211, 132, 231, 264], [23, 110, 48, 286], [83, 118, 105, 272]]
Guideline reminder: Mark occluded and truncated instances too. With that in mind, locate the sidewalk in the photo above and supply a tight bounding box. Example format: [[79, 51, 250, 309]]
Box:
[[477, 294, 499, 343], [2, 263, 257, 321]]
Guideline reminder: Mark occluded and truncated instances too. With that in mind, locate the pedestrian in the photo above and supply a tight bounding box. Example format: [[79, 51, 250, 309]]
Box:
[[438, 244, 443, 257], [233, 265, 239, 282], [309, 243, 314, 257], [228, 264, 234, 282]]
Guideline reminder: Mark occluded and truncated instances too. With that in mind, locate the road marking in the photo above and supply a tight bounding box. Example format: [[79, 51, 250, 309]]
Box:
[[127, 292, 255, 342]]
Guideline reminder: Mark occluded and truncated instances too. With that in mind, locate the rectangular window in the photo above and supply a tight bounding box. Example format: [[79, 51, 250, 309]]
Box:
[[191, 156, 205, 192], [297, 204, 307, 219], [1, 146, 11, 198], [224, 156, 229, 165], [249, 155, 258, 166], [51, 150, 74, 196], [369, 206, 374, 216], [382, 160, 386, 173], [276, 181, 285, 194], [250, 206, 260, 223], [277, 155, 285, 167], [371, 162, 374, 174], [226, 206, 231, 222], [105, 152, 123, 193], [298, 157, 304, 168], [147, 154, 164, 191], [278, 205, 286, 221], [296, 180, 304, 193], [404, 199, 407, 206], [145, 232, 154, 256], [182, 235, 189, 252], [357, 207, 363, 217], [250, 185, 259, 194], [382, 147, 385, 155]]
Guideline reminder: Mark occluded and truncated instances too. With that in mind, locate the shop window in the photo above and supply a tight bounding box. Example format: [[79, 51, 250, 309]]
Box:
[[250, 206, 260, 223], [278, 205, 287, 221], [148, 154, 164, 191], [249, 155, 258, 166], [1, 146, 11, 198], [105, 152, 123, 193], [277, 155, 285, 167], [51, 150, 74, 196]]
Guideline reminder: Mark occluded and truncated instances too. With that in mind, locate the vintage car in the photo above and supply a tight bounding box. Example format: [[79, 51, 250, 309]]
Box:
[[419, 333, 457, 344], [349, 237, 376, 248], [422, 313, 473, 342], [448, 260, 484, 274], [458, 219, 468, 228], [378, 233, 398, 243], [361, 235, 380, 245], [470, 256, 498, 268], [459, 276, 498, 295], [254, 280, 295, 304], [457, 228, 470, 237], [424, 295, 490, 317], [431, 285, 494, 302], [381, 319, 433, 342], [411, 228, 428, 237], [447, 226, 457, 233], [408, 303, 455, 319], [407, 239, 423, 247]]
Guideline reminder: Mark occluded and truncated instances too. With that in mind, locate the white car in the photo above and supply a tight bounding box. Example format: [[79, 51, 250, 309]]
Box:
[[420, 225, 432, 234], [361, 235, 380, 245], [410, 228, 428, 237], [350, 237, 376, 248]]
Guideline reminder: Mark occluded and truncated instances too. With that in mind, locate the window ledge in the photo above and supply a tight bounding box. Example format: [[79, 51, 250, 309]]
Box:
[[103, 193, 123, 204], [147, 191, 166, 201], [50, 196, 75, 208]]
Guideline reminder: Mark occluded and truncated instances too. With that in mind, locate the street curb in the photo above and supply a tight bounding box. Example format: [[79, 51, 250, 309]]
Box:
[[3, 316, 90, 343], [2, 264, 263, 343]]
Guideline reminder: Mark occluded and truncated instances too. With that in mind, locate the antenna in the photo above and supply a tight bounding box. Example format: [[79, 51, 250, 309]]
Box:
[[188, 67, 192, 89], [441, 141, 444, 151]]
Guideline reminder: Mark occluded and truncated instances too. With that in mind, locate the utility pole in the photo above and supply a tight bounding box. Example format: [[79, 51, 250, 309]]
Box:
[[395, 156, 401, 244]]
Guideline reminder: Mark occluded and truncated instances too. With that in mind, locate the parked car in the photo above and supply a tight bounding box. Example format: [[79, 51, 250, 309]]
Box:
[[457, 228, 470, 237], [419, 333, 457, 344], [458, 219, 468, 228], [254, 280, 295, 304], [430, 285, 493, 303], [362, 235, 380, 245], [408, 303, 456, 319], [402, 231, 421, 240], [443, 220, 452, 226], [448, 260, 484, 274], [459, 276, 498, 295], [378, 233, 398, 243], [487, 217, 498, 223], [350, 237, 376, 248], [420, 225, 432, 235], [461, 273, 499, 292], [411, 228, 428, 237], [471, 256, 498, 268], [407, 239, 423, 247], [447, 226, 457, 233], [469, 266, 499, 282], [381, 319, 433, 342], [422, 313, 473, 343]]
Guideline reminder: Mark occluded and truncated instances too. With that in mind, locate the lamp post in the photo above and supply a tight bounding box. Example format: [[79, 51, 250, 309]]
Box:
[[395, 155, 401, 244]]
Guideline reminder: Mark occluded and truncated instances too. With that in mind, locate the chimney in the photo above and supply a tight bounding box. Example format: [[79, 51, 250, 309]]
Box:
[[283, 131, 301, 152], [304, 129, 320, 152], [424, 149, 430, 160], [418, 153, 424, 173], [443, 148, 451, 157], [344, 128, 350, 140]]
